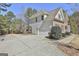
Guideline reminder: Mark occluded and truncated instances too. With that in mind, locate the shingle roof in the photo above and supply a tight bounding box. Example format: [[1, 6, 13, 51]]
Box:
[[29, 8, 60, 20], [49, 8, 60, 19], [29, 10, 49, 19]]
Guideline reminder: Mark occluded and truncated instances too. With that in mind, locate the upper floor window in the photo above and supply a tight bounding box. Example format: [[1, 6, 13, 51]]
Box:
[[58, 14, 61, 19], [36, 17, 37, 22], [65, 26, 67, 30], [41, 15, 44, 20]]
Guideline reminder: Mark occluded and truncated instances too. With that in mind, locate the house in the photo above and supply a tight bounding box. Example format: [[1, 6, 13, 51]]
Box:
[[29, 8, 70, 35]]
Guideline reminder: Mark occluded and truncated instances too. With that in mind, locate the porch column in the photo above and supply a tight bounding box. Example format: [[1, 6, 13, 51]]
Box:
[[37, 28, 39, 35]]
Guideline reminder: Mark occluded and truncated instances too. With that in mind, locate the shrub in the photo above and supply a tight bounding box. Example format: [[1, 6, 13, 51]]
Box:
[[65, 32, 71, 35], [49, 26, 62, 40], [62, 33, 66, 37]]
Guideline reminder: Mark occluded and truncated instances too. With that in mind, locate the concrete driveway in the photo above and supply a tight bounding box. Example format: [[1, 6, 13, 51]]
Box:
[[0, 34, 66, 56]]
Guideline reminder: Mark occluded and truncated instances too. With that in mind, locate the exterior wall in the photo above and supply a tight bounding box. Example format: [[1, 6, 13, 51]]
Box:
[[30, 16, 41, 24], [63, 10, 70, 33], [30, 21, 43, 35], [53, 21, 67, 33], [54, 8, 70, 33], [55, 8, 64, 21], [66, 25, 71, 33], [43, 15, 48, 19], [30, 14, 48, 35], [30, 14, 47, 23], [53, 20, 70, 34]]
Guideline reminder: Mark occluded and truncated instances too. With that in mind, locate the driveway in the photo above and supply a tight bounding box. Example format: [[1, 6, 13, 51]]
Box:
[[0, 34, 66, 56]]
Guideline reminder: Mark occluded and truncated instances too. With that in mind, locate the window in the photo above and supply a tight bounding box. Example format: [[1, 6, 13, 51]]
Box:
[[44, 15, 47, 19], [41, 15, 44, 20], [26, 29, 28, 31], [36, 17, 37, 22], [65, 26, 67, 30], [55, 24, 58, 26], [58, 14, 61, 19]]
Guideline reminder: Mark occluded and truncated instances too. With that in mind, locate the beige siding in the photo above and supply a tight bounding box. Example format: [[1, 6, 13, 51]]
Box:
[[53, 8, 69, 33], [53, 21, 67, 33], [55, 8, 64, 21]]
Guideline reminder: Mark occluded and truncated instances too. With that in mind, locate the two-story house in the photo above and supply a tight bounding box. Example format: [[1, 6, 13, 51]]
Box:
[[29, 8, 70, 35]]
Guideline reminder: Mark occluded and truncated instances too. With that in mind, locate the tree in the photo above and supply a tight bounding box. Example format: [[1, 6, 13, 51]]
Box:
[[0, 3, 11, 12], [71, 12, 79, 27], [25, 8, 33, 18], [66, 3, 79, 12], [71, 12, 79, 34], [24, 8, 37, 33], [6, 11, 15, 20], [72, 11, 79, 17], [49, 26, 62, 39], [11, 18, 23, 33], [11, 18, 29, 34], [33, 9, 37, 14], [0, 4, 11, 34], [24, 8, 32, 33], [0, 15, 9, 35], [5, 11, 15, 33], [69, 16, 78, 34]]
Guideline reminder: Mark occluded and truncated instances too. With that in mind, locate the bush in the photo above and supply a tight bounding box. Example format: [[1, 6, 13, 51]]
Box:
[[49, 26, 62, 40], [62, 32, 71, 37], [65, 32, 71, 35], [0, 29, 8, 35], [62, 33, 66, 37]]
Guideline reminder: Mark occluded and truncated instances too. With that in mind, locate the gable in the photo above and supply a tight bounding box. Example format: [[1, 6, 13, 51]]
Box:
[[55, 8, 64, 21]]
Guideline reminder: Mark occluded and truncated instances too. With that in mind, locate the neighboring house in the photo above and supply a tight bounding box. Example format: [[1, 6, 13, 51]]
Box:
[[29, 8, 70, 35]]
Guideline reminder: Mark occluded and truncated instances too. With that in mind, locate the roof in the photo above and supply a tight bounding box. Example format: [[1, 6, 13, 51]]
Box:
[[49, 8, 60, 19], [29, 8, 60, 20], [29, 10, 49, 19]]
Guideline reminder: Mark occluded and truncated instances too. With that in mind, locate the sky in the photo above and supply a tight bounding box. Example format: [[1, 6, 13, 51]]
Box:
[[3, 3, 79, 17]]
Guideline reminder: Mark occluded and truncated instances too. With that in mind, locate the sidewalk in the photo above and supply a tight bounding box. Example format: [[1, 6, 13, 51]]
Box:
[[58, 34, 76, 44]]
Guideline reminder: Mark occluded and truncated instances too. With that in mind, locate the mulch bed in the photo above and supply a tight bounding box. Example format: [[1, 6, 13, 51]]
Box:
[[58, 43, 79, 56]]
